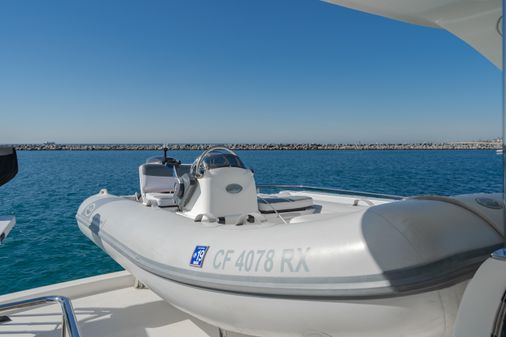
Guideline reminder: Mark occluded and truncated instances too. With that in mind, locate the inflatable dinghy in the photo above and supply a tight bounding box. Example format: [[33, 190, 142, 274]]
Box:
[[77, 147, 504, 337]]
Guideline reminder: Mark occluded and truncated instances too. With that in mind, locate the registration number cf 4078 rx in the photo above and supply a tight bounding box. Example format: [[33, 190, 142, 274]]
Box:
[[211, 248, 310, 273]]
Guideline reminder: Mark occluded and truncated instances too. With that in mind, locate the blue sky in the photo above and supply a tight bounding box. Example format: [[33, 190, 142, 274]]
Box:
[[0, 0, 501, 144]]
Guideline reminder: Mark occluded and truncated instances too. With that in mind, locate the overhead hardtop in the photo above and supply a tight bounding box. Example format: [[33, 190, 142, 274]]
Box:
[[324, 0, 502, 68]]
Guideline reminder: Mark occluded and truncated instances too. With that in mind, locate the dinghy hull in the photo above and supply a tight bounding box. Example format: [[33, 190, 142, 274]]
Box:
[[77, 189, 503, 336]]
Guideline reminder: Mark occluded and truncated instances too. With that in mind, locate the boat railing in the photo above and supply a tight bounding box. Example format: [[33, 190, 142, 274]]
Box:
[[256, 184, 404, 200], [0, 295, 81, 337]]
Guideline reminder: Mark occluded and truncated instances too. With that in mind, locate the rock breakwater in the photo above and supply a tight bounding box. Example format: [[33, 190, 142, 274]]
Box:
[[11, 141, 502, 151]]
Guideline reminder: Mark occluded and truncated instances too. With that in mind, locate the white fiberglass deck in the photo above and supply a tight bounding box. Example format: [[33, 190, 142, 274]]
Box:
[[0, 215, 15, 243], [0, 271, 251, 337]]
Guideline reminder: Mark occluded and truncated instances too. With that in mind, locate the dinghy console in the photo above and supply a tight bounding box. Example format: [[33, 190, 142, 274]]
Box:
[[139, 146, 314, 222], [176, 147, 262, 224]]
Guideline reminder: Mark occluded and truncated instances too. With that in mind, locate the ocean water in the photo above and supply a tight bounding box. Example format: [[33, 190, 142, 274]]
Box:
[[0, 150, 502, 295]]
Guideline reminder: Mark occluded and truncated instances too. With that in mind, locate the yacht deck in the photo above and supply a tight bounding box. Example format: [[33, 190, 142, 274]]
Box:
[[0, 271, 250, 337]]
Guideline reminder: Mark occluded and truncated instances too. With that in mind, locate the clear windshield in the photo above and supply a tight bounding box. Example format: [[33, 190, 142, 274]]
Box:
[[202, 153, 246, 170]]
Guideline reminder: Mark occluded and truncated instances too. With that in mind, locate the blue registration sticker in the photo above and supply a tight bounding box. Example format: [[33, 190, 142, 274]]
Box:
[[190, 245, 209, 268]]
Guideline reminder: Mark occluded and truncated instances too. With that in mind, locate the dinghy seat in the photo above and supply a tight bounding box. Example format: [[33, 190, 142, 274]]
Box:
[[258, 195, 313, 213], [139, 163, 178, 207]]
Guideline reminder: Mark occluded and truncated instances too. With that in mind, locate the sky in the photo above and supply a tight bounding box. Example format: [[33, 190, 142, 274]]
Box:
[[0, 0, 502, 144]]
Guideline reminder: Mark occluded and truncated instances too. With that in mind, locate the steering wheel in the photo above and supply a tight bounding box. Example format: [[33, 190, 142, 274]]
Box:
[[190, 146, 240, 178]]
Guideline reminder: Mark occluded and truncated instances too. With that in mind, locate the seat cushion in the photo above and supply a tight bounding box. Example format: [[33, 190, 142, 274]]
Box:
[[139, 164, 178, 194], [258, 195, 313, 213], [145, 192, 176, 207]]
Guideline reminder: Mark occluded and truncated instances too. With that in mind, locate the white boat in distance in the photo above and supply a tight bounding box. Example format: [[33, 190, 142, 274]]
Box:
[[1, 1, 505, 337]]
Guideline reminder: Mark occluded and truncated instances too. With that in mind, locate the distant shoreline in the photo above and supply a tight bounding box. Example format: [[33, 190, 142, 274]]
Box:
[[11, 142, 503, 151]]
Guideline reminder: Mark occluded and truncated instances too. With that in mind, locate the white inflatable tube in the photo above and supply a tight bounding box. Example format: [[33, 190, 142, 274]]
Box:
[[76, 189, 503, 336]]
